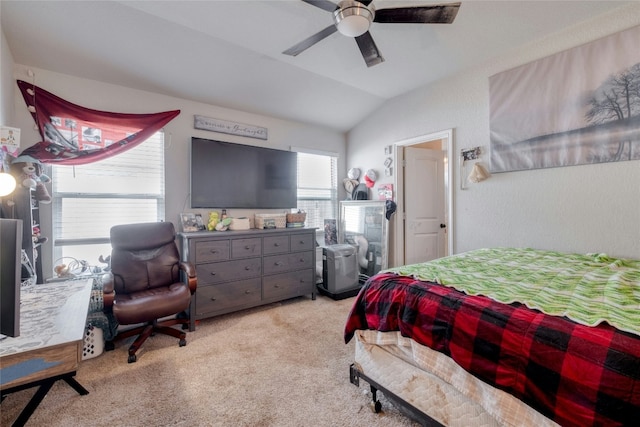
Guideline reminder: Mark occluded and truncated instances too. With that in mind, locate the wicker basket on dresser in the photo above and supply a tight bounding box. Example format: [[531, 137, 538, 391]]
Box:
[[179, 228, 316, 328]]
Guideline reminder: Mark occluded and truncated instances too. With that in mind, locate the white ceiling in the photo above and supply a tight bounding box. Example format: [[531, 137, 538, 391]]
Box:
[[1, 0, 632, 132]]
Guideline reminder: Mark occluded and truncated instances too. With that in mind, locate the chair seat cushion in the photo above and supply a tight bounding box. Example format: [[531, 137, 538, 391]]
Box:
[[113, 282, 191, 325]]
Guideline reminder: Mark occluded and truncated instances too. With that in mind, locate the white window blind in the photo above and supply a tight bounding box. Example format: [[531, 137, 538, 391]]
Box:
[[51, 132, 165, 266], [295, 150, 338, 230]]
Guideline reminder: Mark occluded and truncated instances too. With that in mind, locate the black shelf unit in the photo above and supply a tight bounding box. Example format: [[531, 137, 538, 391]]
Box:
[[1, 185, 43, 284]]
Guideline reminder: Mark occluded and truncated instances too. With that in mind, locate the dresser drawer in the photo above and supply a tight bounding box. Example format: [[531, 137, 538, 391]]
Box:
[[263, 269, 314, 300], [195, 240, 230, 263], [290, 233, 314, 252], [197, 258, 262, 284], [263, 235, 290, 255], [196, 278, 261, 317], [231, 238, 261, 258], [263, 251, 313, 275]]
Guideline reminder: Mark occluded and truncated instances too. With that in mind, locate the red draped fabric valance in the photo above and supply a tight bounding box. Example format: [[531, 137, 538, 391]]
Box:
[[16, 80, 180, 165]]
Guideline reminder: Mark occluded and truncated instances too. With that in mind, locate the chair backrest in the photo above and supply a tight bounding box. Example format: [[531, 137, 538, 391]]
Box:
[[110, 222, 180, 294]]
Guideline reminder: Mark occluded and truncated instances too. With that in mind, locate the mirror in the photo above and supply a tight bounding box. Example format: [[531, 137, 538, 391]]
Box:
[[339, 200, 389, 277]]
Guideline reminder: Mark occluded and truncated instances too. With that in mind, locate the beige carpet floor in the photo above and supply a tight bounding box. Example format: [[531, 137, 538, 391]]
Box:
[[1, 294, 419, 427]]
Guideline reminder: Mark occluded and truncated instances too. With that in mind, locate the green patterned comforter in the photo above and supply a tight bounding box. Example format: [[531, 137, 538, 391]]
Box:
[[388, 247, 640, 336]]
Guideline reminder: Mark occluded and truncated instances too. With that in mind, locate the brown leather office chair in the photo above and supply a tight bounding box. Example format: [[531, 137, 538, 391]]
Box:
[[102, 222, 197, 363]]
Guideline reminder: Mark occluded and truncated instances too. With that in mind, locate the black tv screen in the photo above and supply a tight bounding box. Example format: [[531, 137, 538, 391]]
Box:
[[190, 138, 298, 209]]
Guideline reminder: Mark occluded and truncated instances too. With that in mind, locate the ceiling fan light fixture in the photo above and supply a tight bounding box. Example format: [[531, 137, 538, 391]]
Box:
[[333, 1, 374, 37]]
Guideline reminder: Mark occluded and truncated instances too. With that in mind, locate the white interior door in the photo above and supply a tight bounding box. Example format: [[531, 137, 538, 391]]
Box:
[[403, 147, 445, 265]]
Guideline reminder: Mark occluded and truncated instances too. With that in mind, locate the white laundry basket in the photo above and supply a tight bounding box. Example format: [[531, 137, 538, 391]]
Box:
[[82, 325, 104, 360]]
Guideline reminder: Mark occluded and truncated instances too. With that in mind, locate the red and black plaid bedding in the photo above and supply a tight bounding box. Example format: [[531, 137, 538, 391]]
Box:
[[344, 272, 640, 427]]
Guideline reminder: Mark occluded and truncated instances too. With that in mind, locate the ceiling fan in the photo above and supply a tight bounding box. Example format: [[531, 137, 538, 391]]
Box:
[[283, 0, 461, 67]]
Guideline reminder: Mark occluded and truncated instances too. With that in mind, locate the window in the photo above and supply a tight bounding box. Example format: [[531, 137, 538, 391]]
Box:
[[51, 132, 165, 266], [294, 149, 338, 231]]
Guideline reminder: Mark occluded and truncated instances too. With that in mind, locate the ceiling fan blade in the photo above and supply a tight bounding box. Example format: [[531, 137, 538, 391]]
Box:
[[374, 2, 461, 24], [283, 25, 338, 56], [301, 0, 338, 13], [355, 31, 384, 68]]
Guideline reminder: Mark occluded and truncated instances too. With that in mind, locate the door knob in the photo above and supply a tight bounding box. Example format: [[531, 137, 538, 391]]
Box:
[[440, 223, 446, 228]]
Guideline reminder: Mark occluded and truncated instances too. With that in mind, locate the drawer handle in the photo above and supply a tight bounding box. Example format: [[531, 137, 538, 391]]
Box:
[[274, 243, 280, 247], [275, 261, 284, 266], [298, 240, 304, 244], [244, 245, 251, 250], [274, 284, 280, 288], [211, 297, 217, 301], [245, 290, 251, 294], [299, 258, 305, 262], [210, 249, 218, 254], [210, 272, 217, 276], [245, 266, 251, 271]]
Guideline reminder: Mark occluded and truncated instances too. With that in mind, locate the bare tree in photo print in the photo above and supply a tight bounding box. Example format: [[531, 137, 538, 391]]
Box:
[[585, 63, 640, 162]]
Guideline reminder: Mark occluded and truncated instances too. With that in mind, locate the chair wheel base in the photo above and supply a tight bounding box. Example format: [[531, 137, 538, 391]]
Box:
[[128, 354, 137, 363], [179, 339, 186, 347]]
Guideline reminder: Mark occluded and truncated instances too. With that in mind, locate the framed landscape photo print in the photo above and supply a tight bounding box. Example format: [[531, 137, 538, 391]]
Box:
[[489, 25, 640, 173]]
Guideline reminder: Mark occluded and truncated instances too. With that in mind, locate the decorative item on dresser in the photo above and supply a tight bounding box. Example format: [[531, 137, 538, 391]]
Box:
[[286, 210, 306, 225], [179, 227, 317, 324]]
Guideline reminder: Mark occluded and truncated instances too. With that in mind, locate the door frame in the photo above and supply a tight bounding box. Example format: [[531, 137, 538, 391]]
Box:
[[393, 129, 454, 266]]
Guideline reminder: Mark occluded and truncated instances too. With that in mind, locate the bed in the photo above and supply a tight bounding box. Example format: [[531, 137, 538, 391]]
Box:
[[344, 247, 640, 427]]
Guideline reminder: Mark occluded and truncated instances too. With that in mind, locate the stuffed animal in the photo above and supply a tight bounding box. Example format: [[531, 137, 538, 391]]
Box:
[[215, 217, 232, 231], [207, 211, 219, 231], [32, 226, 48, 245], [11, 156, 52, 204]]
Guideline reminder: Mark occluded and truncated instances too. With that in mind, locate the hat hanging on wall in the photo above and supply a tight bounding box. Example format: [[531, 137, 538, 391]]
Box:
[[352, 183, 368, 200], [385, 200, 397, 220], [347, 167, 360, 180], [343, 178, 358, 194], [366, 169, 377, 181], [467, 163, 491, 183], [364, 169, 377, 188]]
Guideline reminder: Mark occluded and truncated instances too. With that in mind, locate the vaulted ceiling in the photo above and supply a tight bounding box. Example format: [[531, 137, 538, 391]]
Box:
[[1, 1, 632, 132]]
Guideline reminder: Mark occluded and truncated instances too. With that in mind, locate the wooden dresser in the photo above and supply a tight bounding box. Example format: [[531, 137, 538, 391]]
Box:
[[179, 228, 316, 326]]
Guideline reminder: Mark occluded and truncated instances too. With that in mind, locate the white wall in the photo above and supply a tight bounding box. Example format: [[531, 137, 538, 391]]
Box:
[[347, 4, 640, 260], [9, 65, 346, 275], [1, 29, 15, 125]]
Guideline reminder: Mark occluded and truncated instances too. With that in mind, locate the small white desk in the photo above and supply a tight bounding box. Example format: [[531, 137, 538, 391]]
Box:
[[0, 279, 93, 426]]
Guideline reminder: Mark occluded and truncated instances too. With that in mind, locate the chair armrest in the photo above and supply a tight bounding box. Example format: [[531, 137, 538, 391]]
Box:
[[101, 273, 115, 312], [179, 261, 197, 294]]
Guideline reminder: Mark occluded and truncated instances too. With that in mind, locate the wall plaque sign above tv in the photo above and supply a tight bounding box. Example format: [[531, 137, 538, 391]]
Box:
[[194, 115, 268, 140]]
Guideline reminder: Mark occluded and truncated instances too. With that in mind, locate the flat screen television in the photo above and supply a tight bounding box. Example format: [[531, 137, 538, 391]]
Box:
[[190, 138, 298, 209]]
